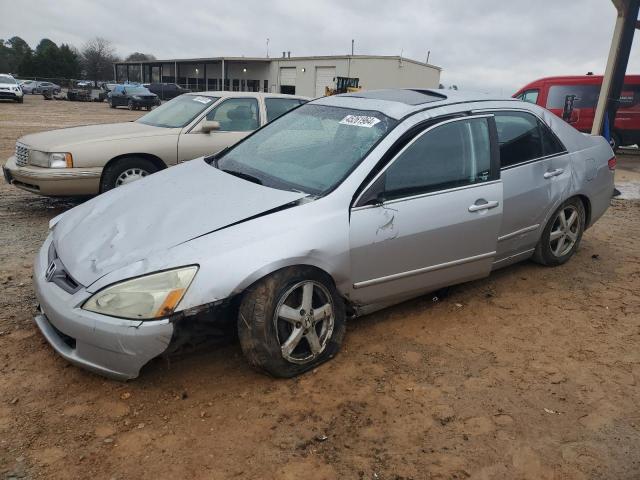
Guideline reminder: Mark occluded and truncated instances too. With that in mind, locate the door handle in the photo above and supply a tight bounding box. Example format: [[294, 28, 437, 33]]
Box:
[[468, 200, 499, 212], [543, 168, 564, 179]]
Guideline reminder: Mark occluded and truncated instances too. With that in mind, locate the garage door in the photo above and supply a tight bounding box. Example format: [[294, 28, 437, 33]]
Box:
[[315, 67, 336, 97], [280, 67, 297, 86]]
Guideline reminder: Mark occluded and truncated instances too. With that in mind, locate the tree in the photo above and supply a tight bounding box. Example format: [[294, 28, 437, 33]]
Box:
[[0, 36, 33, 75], [125, 52, 156, 62], [81, 37, 120, 81], [58, 44, 81, 79]]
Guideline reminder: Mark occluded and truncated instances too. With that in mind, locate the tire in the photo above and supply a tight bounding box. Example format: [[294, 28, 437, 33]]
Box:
[[100, 157, 159, 192], [16, 97, 23, 103], [127, 100, 134, 110], [610, 131, 622, 151], [109, 98, 115, 109], [238, 266, 346, 378], [533, 197, 586, 266], [146, 106, 151, 111]]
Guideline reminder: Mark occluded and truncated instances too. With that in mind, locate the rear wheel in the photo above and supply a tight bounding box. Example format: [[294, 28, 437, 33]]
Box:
[[127, 100, 134, 110], [100, 157, 159, 192], [533, 197, 585, 266], [238, 267, 346, 377], [610, 131, 622, 151]]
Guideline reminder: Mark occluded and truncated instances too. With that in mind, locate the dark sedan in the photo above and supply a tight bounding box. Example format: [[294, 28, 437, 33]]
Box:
[[144, 82, 190, 100], [108, 85, 159, 110]]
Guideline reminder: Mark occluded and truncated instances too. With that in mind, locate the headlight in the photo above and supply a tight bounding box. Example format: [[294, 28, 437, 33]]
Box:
[[29, 151, 73, 168], [82, 266, 198, 320]]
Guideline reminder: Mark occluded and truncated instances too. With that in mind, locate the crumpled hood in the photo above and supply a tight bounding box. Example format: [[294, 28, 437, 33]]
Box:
[[52, 159, 307, 287], [19, 122, 174, 151]]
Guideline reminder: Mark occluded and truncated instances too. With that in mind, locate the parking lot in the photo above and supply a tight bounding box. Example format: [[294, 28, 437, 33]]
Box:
[[1, 95, 639, 479]]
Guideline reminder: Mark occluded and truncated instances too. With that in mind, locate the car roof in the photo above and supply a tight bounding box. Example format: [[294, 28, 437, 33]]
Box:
[[311, 88, 518, 120], [190, 91, 310, 100]]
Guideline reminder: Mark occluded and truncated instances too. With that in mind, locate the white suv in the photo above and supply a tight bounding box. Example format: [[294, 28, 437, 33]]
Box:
[[0, 74, 24, 103]]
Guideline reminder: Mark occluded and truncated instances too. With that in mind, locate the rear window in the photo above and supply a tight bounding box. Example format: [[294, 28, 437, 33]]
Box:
[[265, 98, 305, 122]]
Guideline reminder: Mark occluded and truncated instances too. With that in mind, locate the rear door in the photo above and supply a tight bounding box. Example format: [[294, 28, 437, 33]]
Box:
[[349, 115, 503, 305], [177, 97, 260, 162], [488, 110, 571, 263]]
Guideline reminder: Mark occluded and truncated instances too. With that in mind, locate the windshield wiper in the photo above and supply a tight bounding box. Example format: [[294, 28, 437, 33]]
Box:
[[222, 169, 263, 185]]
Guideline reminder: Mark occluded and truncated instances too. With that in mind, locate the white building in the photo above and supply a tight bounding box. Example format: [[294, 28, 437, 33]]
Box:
[[114, 54, 442, 98]]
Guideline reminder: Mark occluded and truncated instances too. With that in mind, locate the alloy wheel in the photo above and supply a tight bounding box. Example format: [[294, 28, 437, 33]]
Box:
[[115, 168, 149, 187], [273, 280, 335, 364], [549, 205, 580, 257]]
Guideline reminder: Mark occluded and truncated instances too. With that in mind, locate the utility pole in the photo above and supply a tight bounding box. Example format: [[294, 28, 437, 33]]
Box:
[[266, 38, 270, 58], [351, 39, 354, 56], [426, 50, 430, 64]]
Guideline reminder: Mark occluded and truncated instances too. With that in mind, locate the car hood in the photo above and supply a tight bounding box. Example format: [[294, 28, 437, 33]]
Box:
[[52, 159, 307, 287], [0, 82, 18, 88], [19, 122, 173, 151]]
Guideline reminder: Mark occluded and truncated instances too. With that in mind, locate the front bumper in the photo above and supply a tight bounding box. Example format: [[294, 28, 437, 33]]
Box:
[[0, 90, 22, 100], [3, 155, 102, 196], [33, 235, 174, 380]]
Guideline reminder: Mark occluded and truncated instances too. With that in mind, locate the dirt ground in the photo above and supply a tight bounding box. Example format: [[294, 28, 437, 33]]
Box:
[[1, 95, 639, 480]]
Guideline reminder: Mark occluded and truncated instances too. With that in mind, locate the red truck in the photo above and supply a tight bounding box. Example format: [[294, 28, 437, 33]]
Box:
[[514, 74, 640, 149]]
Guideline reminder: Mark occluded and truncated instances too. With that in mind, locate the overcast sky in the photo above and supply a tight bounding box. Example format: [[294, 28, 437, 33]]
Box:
[[1, 0, 638, 94]]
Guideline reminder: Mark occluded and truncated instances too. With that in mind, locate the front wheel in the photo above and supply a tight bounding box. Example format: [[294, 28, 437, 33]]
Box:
[[533, 198, 586, 266], [127, 100, 134, 110], [100, 157, 159, 192], [238, 267, 346, 377], [16, 97, 23, 103], [109, 98, 115, 108]]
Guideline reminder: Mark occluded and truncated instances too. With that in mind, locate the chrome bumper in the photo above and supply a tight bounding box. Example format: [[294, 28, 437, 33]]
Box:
[[33, 235, 174, 380]]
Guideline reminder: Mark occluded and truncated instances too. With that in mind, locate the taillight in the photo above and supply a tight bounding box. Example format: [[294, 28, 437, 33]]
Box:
[[608, 157, 617, 171]]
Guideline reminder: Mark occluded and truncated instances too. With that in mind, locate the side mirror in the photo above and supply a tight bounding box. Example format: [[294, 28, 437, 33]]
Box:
[[122, 89, 126, 95], [201, 120, 220, 133]]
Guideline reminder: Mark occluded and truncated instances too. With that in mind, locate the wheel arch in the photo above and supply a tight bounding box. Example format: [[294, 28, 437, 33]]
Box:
[[100, 153, 168, 191], [575, 193, 592, 228]]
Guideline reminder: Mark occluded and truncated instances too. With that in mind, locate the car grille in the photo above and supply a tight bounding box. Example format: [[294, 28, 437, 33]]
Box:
[[15, 143, 29, 166], [46, 243, 82, 294]]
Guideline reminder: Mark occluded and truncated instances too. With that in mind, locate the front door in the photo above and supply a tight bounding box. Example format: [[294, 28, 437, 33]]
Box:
[[349, 115, 503, 306], [177, 97, 261, 162]]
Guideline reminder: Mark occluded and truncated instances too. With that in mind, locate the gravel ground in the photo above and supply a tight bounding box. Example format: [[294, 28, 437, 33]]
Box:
[[1, 95, 639, 480]]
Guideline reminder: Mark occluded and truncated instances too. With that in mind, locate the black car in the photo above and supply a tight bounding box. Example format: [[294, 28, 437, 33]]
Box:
[[144, 82, 190, 100], [108, 85, 159, 110]]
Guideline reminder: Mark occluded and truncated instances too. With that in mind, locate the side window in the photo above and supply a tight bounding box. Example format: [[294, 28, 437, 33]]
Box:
[[546, 85, 600, 109], [382, 117, 492, 200], [494, 112, 544, 167], [539, 120, 565, 156], [265, 98, 303, 122], [206, 98, 259, 131], [521, 89, 539, 104]]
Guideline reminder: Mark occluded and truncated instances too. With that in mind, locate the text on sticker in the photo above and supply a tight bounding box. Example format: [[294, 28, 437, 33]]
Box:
[[192, 96, 212, 104], [339, 115, 381, 128]]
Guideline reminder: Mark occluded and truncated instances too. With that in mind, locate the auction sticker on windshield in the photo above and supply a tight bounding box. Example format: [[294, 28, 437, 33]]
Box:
[[339, 115, 381, 128], [192, 96, 213, 104]]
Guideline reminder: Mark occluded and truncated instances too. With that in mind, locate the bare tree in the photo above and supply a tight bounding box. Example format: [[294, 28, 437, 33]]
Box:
[[81, 37, 120, 82], [125, 52, 156, 62]]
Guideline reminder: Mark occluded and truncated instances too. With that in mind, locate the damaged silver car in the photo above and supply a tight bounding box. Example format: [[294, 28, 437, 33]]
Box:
[[33, 89, 615, 380]]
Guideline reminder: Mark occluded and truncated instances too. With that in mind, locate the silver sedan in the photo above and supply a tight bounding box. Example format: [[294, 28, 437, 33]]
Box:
[[33, 89, 615, 379]]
